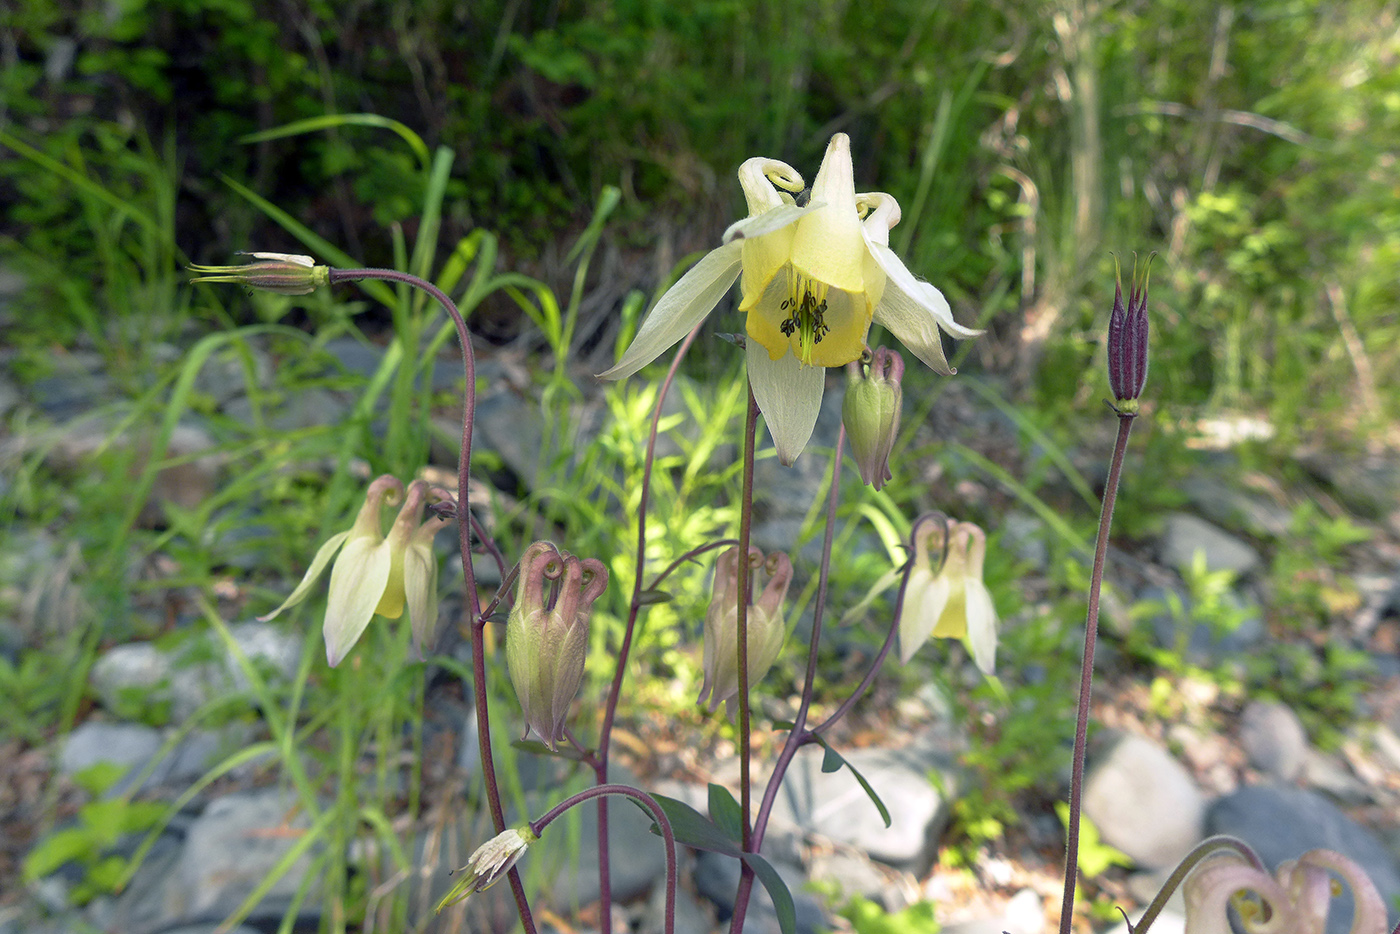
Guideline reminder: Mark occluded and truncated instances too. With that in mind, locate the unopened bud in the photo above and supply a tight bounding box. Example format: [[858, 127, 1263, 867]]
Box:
[[842, 347, 904, 491], [1107, 253, 1152, 411], [698, 546, 792, 716], [189, 252, 330, 295], [505, 542, 608, 750]]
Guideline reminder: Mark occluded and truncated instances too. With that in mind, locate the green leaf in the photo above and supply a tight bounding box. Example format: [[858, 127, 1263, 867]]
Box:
[[743, 852, 797, 934], [637, 794, 741, 855], [708, 784, 744, 844], [631, 796, 796, 934], [806, 735, 891, 828]]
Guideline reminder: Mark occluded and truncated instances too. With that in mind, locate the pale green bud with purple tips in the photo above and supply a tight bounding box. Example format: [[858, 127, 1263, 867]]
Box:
[[506, 542, 609, 750], [698, 546, 793, 716], [842, 346, 904, 491]]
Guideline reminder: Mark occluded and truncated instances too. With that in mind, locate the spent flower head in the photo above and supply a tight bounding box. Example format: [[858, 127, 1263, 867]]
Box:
[[189, 252, 330, 295], [698, 546, 793, 716], [435, 826, 538, 913], [600, 133, 980, 465], [505, 542, 609, 750], [1107, 252, 1153, 412], [842, 346, 904, 491], [260, 476, 449, 666], [898, 519, 997, 674], [1182, 846, 1388, 934]]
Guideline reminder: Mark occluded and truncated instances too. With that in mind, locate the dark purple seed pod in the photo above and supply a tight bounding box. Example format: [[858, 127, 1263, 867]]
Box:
[[1107, 254, 1152, 410]]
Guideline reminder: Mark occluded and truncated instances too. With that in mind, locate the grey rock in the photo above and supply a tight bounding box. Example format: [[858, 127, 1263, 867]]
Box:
[[223, 386, 353, 432], [1298, 449, 1400, 520], [940, 887, 1042, 934], [1302, 750, 1375, 804], [28, 351, 113, 420], [192, 340, 272, 408], [637, 874, 714, 934], [548, 766, 669, 908], [1206, 785, 1400, 934], [58, 721, 162, 794], [767, 725, 961, 872], [0, 374, 19, 418], [1184, 471, 1292, 540], [1105, 909, 1186, 934], [1001, 512, 1049, 569], [324, 336, 385, 380], [805, 845, 904, 906], [175, 789, 319, 921], [93, 622, 301, 723], [1082, 732, 1205, 870], [1159, 512, 1263, 578], [1143, 584, 1265, 665], [91, 642, 173, 717], [1239, 700, 1309, 782]]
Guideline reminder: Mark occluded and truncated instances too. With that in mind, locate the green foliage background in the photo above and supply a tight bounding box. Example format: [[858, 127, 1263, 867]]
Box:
[[3, 0, 1396, 433]]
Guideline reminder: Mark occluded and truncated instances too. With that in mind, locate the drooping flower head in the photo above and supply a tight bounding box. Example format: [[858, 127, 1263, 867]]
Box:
[[1182, 846, 1388, 934], [435, 826, 538, 913], [189, 252, 330, 295], [898, 519, 997, 674], [260, 476, 450, 666], [842, 346, 904, 491], [505, 542, 609, 751], [698, 546, 793, 716], [600, 134, 981, 465]]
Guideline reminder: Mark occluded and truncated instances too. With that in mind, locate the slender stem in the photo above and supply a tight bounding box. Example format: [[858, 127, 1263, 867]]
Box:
[[1057, 411, 1135, 934], [594, 325, 702, 934], [327, 267, 536, 934], [752, 427, 845, 847], [725, 385, 760, 934], [530, 784, 679, 934]]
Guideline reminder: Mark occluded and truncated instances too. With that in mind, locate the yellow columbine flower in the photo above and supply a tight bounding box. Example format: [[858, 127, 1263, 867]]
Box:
[[600, 133, 980, 464], [259, 476, 450, 666], [435, 826, 538, 912], [898, 520, 997, 674], [1182, 846, 1387, 934]]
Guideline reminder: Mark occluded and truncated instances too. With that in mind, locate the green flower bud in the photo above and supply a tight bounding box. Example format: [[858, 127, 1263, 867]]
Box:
[[842, 347, 904, 491], [506, 542, 608, 750], [189, 252, 330, 295], [698, 546, 793, 716]]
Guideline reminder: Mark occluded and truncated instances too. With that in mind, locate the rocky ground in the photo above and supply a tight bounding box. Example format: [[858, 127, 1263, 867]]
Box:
[[2, 279, 1399, 934]]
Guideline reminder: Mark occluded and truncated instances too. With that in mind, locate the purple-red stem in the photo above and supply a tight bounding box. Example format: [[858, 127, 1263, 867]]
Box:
[[328, 267, 537, 934], [1057, 411, 1135, 934], [594, 326, 702, 934], [531, 784, 678, 934]]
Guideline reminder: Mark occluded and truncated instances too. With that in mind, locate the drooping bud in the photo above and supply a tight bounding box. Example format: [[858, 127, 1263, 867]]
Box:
[[505, 542, 609, 750], [189, 252, 330, 295], [435, 825, 538, 912], [842, 346, 904, 491], [698, 547, 793, 716], [1107, 253, 1152, 412]]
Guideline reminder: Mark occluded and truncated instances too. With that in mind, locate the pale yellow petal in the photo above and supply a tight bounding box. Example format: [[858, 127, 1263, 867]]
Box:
[[964, 579, 998, 675], [788, 135, 865, 294], [746, 340, 825, 466], [737, 157, 803, 215], [324, 536, 394, 667], [258, 531, 350, 622], [598, 242, 742, 380]]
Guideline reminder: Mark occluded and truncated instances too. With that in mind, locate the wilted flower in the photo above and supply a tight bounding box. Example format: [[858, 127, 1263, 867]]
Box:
[[842, 346, 904, 491], [600, 133, 980, 465], [1107, 253, 1152, 411], [506, 542, 609, 751], [189, 252, 330, 295], [898, 520, 997, 674], [1182, 846, 1387, 934], [260, 476, 450, 666], [435, 826, 538, 913], [698, 546, 793, 716]]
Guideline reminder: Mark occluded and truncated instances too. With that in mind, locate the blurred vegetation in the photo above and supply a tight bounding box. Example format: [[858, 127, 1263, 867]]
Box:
[[2, 0, 1399, 927], [3, 0, 1396, 430]]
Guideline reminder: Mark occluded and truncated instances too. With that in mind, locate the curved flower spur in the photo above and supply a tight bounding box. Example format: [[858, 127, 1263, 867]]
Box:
[[599, 133, 982, 464]]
